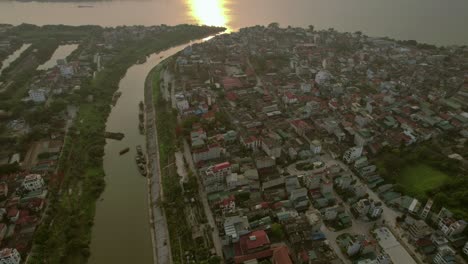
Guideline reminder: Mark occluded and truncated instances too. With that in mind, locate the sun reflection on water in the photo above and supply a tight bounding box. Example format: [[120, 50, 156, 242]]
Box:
[[187, 0, 230, 30]]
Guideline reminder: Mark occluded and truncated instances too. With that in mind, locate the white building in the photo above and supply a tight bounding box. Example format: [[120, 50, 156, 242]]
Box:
[[310, 140, 322, 155], [175, 93, 189, 112], [433, 245, 456, 264], [369, 200, 383, 218], [0, 248, 21, 264], [28, 88, 47, 103], [300, 83, 312, 93], [22, 174, 45, 192], [343, 146, 363, 163], [438, 218, 467, 238], [201, 162, 231, 193], [315, 70, 332, 85], [59, 64, 75, 77]]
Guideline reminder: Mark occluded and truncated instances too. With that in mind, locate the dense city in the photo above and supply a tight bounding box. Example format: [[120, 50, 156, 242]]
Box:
[[158, 24, 468, 264]]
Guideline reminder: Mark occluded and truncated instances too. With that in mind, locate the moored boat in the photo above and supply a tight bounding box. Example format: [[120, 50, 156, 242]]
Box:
[[119, 147, 130, 155]]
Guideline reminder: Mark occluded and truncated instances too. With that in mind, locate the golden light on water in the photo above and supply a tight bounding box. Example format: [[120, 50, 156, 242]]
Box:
[[187, 0, 230, 30]]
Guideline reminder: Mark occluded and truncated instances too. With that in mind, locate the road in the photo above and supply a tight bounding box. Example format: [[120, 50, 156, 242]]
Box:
[[145, 68, 172, 264]]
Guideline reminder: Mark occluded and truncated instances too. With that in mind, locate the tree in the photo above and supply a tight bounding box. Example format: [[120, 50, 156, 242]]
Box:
[[308, 25, 314, 32], [268, 22, 279, 29], [270, 223, 285, 240]]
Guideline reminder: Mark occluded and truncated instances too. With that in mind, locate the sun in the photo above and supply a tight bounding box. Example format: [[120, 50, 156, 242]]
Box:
[[187, 0, 230, 29]]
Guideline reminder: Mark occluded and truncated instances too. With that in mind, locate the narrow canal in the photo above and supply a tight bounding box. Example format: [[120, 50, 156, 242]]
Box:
[[0, 43, 31, 75], [89, 38, 211, 264]]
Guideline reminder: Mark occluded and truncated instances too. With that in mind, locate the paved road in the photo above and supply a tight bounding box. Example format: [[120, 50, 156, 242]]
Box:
[[145, 68, 172, 264]]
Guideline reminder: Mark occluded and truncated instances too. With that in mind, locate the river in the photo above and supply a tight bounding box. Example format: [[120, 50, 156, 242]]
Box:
[[88, 39, 209, 264], [0, 0, 467, 46], [37, 44, 79, 70], [0, 43, 31, 75]]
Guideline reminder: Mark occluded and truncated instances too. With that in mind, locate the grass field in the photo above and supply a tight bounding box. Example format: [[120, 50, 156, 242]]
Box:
[[398, 164, 449, 198]]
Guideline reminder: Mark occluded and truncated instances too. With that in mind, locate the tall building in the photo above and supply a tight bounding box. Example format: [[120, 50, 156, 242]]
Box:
[[201, 162, 231, 193], [420, 199, 433, 220], [22, 174, 45, 192]]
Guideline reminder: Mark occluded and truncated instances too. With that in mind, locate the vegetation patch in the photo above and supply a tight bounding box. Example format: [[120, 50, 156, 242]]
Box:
[[397, 164, 449, 198]]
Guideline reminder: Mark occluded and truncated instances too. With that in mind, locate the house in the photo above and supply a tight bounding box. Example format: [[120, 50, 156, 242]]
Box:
[[0, 248, 21, 264], [289, 188, 309, 211], [438, 218, 467, 238], [282, 92, 298, 104], [223, 215, 249, 242], [272, 245, 293, 264], [337, 234, 361, 256], [28, 88, 47, 103], [354, 129, 374, 146], [192, 144, 222, 163], [290, 119, 312, 137], [175, 93, 190, 112], [309, 140, 321, 155], [201, 162, 231, 193], [234, 230, 271, 264], [343, 146, 363, 163], [240, 135, 261, 150], [408, 219, 432, 239], [22, 174, 45, 192], [0, 182, 8, 198], [261, 137, 282, 158], [433, 245, 457, 264], [255, 156, 275, 169]]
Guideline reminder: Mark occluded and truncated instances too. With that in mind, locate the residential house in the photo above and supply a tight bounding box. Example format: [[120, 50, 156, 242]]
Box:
[[343, 146, 363, 163], [201, 162, 231, 193], [433, 245, 457, 264], [438, 218, 467, 238], [22, 174, 45, 192], [28, 88, 47, 103], [0, 248, 21, 264]]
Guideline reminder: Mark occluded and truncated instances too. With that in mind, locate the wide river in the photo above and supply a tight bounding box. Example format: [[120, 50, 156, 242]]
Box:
[[0, 0, 467, 46]]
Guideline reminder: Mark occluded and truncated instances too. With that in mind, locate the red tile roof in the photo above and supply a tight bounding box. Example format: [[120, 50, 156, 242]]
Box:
[[272, 245, 292, 264], [240, 230, 270, 252], [213, 162, 230, 172]]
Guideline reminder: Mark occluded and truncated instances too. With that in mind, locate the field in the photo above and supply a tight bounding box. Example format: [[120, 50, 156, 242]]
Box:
[[397, 164, 449, 198]]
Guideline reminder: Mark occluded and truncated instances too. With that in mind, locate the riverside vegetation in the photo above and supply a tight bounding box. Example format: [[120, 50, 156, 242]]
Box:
[[0, 24, 224, 263]]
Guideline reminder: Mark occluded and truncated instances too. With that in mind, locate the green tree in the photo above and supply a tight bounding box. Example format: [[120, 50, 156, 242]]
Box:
[[270, 223, 285, 240]]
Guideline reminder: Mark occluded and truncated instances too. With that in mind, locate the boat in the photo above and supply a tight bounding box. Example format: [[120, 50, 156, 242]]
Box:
[[139, 121, 145, 134], [138, 104, 145, 134], [136, 145, 143, 154], [119, 147, 130, 155], [104, 131, 125, 140], [77, 5, 94, 8]]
